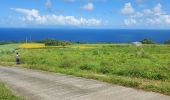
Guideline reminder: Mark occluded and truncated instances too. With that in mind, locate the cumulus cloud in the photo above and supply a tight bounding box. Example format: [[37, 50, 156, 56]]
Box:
[[121, 2, 135, 14], [124, 18, 137, 26], [153, 3, 163, 15], [123, 3, 170, 26], [44, 15, 101, 26], [82, 3, 94, 11], [10, 8, 46, 24], [11, 8, 102, 26], [143, 9, 152, 15]]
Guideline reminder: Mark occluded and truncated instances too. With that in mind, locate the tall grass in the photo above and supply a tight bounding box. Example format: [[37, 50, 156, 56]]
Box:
[[0, 82, 23, 100], [0, 44, 170, 95]]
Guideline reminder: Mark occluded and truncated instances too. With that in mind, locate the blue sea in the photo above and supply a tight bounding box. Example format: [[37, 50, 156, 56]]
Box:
[[0, 28, 170, 43]]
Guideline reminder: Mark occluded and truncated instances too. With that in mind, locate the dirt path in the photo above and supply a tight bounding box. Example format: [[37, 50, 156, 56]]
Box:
[[0, 66, 169, 100]]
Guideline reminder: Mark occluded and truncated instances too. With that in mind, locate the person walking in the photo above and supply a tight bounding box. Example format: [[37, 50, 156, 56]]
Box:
[[16, 52, 20, 64]]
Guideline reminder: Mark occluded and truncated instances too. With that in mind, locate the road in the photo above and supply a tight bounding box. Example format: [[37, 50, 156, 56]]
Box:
[[0, 66, 169, 100]]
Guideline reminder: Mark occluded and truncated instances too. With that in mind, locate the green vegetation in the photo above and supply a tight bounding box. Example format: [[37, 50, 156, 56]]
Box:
[[0, 44, 19, 55], [0, 82, 23, 100], [0, 43, 170, 95], [165, 40, 170, 44], [36, 39, 72, 46], [140, 38, 155, 44]]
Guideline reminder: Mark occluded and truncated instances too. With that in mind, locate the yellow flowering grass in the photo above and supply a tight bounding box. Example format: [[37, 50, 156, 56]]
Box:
[[45, 46, 66, 48], [20, 43, 45, 49], [19, 43, 99, 49], [78, 45, 98, 49]]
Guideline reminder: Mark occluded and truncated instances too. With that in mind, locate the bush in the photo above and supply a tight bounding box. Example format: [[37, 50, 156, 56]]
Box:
[[164, 40, 170, 44], [40, 39, 72, 46], [151, 73, 169, 80], [140, 38, 155, 44]]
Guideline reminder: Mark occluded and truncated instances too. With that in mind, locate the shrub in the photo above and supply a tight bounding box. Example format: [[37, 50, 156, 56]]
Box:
[[151, 73, 169, 80], [164, 40, 170, 44], [30, 60, 37, 65], [140, 38, 155, 44], [42, 39, 72, 46]]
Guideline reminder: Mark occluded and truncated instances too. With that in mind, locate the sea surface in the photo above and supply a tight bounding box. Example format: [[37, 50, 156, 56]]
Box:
[[0, 28, 170, 43]]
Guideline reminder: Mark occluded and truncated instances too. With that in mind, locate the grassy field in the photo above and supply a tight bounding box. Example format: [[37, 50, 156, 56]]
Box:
[[0, 43, 170, 95], [0, 82, 23, 100]]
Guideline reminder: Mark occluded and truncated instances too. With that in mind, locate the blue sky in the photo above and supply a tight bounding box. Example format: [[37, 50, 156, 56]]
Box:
[[0, 0, 170, 29]]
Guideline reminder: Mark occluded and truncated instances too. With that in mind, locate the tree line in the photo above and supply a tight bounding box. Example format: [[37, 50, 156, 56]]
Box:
[[1, 38, 170, 45], [140, 38, 170, 44], [36, 39, 72, 46]]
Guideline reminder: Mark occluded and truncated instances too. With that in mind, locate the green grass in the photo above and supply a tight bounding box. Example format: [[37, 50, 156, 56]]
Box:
[[0, 43, 170, 95], [0, 82, 23, 100]]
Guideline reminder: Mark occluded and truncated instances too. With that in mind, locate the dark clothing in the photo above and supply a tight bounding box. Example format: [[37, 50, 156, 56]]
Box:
[[16, 58, 20, 64], [16, 54, 20, 64]]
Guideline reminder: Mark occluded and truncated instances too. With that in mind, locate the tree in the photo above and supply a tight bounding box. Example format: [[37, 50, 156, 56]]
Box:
[[164, 40, 170, 44], [42, 39, 72, 46], [140, 38, 155, 44]]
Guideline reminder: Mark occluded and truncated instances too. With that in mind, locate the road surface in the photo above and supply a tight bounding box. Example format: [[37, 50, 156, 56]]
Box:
[[0, 66, 169, 100]]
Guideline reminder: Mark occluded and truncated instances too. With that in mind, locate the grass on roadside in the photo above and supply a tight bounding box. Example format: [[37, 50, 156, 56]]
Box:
[[0, 82, 23, 100], [0, 43, 170, 95]]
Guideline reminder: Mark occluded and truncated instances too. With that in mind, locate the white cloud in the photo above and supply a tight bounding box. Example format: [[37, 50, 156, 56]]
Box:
[[11, 8, 46, 24], [11, 8, 39, 17], [123, 3, 170, 26], [124, 18, 137, 25], [132, 12, 143, 18], [11, 8, 102, 26], [82, 3, 94, 11], [154, 3, 162, 14], [146, 14, 170, 25], [44, 14, 101, 26], [143, 9, 152, 15], [121, 2, 135, 14]]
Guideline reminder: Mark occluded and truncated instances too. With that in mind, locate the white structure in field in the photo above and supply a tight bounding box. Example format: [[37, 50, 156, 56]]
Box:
[[132, 42, 142, 47]]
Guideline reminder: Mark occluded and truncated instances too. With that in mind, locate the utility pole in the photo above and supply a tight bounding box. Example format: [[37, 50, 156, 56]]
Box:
[[26, 36, 28, 44], [30, 36, 32, 43]]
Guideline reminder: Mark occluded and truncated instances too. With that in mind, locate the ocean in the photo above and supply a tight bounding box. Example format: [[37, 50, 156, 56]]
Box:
[[0, 28, 170, 43]]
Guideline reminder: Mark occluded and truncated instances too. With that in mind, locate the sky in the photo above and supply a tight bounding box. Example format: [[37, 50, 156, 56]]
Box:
[[0, 0, 170, 29]]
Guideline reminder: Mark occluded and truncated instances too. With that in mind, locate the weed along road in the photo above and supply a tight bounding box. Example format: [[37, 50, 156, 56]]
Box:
[[0, 66, 169, 100]]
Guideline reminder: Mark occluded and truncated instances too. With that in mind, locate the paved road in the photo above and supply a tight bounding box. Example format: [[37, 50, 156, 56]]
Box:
[[0, 66, 169, 100]]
